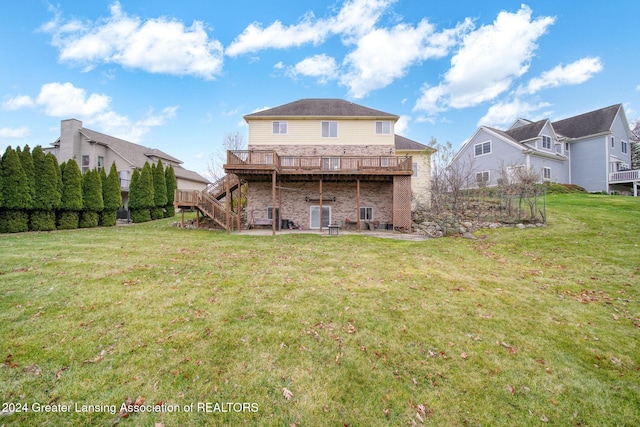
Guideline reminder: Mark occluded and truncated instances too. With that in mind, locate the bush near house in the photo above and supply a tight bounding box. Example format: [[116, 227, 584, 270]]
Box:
[[0, 146, 31, 233], [151, 160, 167, 220], [79, 169, 103, 228], [129, 163, 154, 223], [30, 146, 61, 231], [57, 159, 83, 230], [164, 164, 177, 217], [101, 162, 122, 226]]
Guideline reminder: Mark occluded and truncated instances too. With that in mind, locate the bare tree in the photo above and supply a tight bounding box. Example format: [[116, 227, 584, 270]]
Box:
[[206, 131, 246, 182], [631, 120, 640, 170]]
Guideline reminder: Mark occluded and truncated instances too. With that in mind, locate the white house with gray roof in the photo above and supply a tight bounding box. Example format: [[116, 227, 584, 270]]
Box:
[[44, 119, 209, 208], [451, 104, 638, 195]]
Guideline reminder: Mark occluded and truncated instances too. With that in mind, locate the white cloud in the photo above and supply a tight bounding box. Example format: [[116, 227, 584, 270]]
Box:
[[395, 115, 410, 136], [288, 54, 338, 83], [3, 95, 34, 110], [226, 0, 393, 56], [477, 98, 551, 128], [7, 82, 177, 143], [520, 57, 603, 95], [0, 126, 30, 138], [414, 5, 555, 114], [41, 1, 223, 79], [341, 19, 471, 98]]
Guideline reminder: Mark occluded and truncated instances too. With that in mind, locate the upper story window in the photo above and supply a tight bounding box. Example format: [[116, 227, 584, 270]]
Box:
[[97, 156, 104, 172], [322, 121, 338, 138], [565, 142, 570, 152], [412, 162, 418, 177], [474, 141, 491, 157], [611, 136, 615, 148], [621, 140, 628, 154], [272, 121, 288, 134], [542, 135, 552, 150], [375, 121, 391, 134]]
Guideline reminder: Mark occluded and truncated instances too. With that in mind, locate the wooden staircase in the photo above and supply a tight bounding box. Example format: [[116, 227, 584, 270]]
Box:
[[174, 174, 243, 231]]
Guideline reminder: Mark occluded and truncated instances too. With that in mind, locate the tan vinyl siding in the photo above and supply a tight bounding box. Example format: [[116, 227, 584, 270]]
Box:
[[247, 118, 395, 147]]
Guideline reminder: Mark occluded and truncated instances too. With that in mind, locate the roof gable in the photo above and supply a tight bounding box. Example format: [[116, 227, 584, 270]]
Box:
[[552, 104, 621, 139], [244, 98, 399, 120], [504, 119, 548, 143]]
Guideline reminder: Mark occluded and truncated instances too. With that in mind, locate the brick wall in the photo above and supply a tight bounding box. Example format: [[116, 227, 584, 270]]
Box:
[[247, 180, 394, 229]]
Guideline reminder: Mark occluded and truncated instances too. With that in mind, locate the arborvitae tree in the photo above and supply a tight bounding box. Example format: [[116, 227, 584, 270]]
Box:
[[164, 164, 177, 217], [151, 159, 167, 219], [101, 163, 122, 226], [30, 146, 61, 231], [58, 159, 83, 229], [129, 163, 154, 222], [0, 146, 31, 232], [50, 153, 63, 196], [79, 169, 103, 228], [18, 144, 36, 205]]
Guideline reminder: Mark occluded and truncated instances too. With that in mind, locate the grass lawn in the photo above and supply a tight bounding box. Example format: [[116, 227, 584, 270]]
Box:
[[1, 193, 639, 426]]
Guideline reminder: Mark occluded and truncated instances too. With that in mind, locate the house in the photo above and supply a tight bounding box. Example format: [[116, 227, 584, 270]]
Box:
[[44, 119, 209, 207], [175, 99, 434, 233], [451, 104, 639, 196]]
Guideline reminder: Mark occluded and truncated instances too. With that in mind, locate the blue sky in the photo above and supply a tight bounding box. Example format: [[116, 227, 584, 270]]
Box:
[[1, 0, 639, 176]]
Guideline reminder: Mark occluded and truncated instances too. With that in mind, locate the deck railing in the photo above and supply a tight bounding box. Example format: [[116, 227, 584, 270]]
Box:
[[226, 150, 412, 173], [610, 169, 640, 183]]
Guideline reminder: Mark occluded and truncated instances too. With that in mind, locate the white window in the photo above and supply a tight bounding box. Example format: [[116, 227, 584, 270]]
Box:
[[375, 121, 391, 134], [622, 140, 628, 154], [322, 157, 340, 170], [322, 121, 338, 138], [360, 207, 373, 221], [474, 141, 491, 156], [267, 207, 279, 220], [81, 155, 90, 173], [542, 135, 552, 150], [476, 171, 489, 184], [543, 167, 551, 180], [310, 206, 331, 229], [119, 170, 129, 189], [611, 136, 615, 148], [272, 121, 287, 134], [565, 142, 570, 152], [412, 162, 418, 177], [97, 156, 104, 172]]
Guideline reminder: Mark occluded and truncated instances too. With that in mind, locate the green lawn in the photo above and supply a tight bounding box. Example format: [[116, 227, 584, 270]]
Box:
[[1, 194, 639, 426]]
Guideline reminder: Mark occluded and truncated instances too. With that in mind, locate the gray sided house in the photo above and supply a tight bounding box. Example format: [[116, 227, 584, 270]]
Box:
[[44, 119, 209, 208], [452, 104, 638, 195]]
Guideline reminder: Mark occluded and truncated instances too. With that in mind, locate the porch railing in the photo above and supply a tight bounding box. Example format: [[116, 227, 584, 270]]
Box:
[[610, 169, 640, 183], [226, 150, 412, 173]]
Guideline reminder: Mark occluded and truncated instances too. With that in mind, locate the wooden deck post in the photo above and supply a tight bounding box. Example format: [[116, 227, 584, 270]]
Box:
[[272, 170, 276, 236], [225, 173, 230, 234], [356, 178, 361, 231], [237, 181, 242, 231], [319, 178, 323, 232]]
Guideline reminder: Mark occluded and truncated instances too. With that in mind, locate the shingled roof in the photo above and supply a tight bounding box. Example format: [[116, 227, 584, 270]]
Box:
[[504, 119, 548, 143], [244, 99, 399, 119], [394, 134, 429, 150], [552, 104, 621, 139]]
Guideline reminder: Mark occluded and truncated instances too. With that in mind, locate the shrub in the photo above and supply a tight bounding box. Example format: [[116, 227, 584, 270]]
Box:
[[129, 162, 154, 222], [57, 211, 79, 230], [30, 146, 61, 231], [101, 163, 122, 227], [130, 208, 151, 223], [58, 159, 82, 229], [164, 164, 177, 218], [0, 147, 31, 233]]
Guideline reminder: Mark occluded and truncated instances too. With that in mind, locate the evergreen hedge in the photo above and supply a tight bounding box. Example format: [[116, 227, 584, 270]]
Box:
[[101, 163, 122, 226], [80, 169, 103, 228], [0, 147, 31, 233], [129, 162, 154, 222], [57, 159, 83, 230], [151, 160, 167, 220], [30, 146, 61, 231], [164, 164, 177, 217]]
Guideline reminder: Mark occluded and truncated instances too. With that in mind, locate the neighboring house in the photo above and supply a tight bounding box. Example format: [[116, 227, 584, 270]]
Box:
[[44, 119, 209, 208], [451, 104, 639, 195], [197, 98, 433, 232]]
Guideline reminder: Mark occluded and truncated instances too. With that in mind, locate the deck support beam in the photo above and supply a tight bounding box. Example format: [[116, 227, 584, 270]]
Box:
[[319, 178, 323, 232], [356, 178, 361, 231], [272, 170, 277, 236], [225, 173, 230, 233]]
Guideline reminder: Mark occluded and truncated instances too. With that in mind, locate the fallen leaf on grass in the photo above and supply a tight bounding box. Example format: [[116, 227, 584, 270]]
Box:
[[541, 415, 549, 422], [506, 384, 516, 395], [23, 364, 41, 376], [500, 342, 518, 355], [460, 352, 468, 359], [282, 388, 293, 400]]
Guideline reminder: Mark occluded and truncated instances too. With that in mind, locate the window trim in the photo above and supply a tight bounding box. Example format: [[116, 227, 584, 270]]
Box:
[[272, 121, 288, 135], [375, 121, 391, 135], [359, 207, 373, 221], [81, 155, 90, 173], [621, 140, 628, 154], [321, 121, 338, 138], [474, 141, 491, 157], [611, 136, 615, 148], [543, 167, 551, 181], [310, 206, 331, 229], [476, 170, 490, 184], [412, 162, 418, 178], [542, 135, 552, 150]]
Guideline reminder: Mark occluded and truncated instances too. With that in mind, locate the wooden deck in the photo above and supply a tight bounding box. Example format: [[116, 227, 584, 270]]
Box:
[[224, 150, 413, 178]]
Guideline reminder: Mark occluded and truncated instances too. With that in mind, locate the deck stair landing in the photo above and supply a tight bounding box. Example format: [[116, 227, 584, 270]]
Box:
[[174, 174, 242, 231]]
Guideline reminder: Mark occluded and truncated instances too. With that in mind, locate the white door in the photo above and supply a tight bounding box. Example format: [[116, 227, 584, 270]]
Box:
[[310, 206, 331, 229]]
